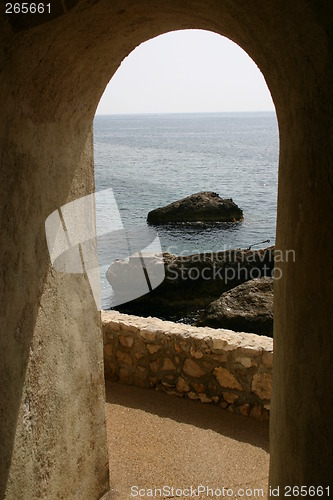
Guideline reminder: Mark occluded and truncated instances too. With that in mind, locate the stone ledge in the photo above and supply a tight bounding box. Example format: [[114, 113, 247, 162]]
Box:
[[102, 311, 273, 421]]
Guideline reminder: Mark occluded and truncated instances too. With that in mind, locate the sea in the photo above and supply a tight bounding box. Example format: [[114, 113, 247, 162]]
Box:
[[93, 112, 279, 310]]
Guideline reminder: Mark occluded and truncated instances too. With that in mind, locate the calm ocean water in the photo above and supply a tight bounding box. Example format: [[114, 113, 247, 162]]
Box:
[[93, 112, 279, 309]]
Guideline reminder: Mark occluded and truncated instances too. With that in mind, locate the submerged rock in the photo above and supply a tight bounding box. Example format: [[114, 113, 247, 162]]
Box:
[[147, 191, 243, 225], [199, 277, 274, 336]]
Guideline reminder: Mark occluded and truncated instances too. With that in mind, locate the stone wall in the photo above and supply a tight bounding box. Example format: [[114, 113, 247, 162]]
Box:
[[102, 311, 273, 421]]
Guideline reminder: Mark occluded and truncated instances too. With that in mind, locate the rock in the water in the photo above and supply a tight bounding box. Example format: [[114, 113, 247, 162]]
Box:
[[199, 277, 274, 336], [147, 191, 243, 224], [106, 247, 274, 324]]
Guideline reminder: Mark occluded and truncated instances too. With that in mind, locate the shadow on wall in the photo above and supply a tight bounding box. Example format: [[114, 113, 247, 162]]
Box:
[[0, 264, 47, 498]]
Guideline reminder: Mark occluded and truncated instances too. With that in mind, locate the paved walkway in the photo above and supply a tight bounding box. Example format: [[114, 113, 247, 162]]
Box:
[[105, 382, 270, 500]]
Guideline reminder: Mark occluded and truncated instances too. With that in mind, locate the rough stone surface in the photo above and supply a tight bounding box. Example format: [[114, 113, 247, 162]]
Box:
[[199, 394, 213, 403], [252, 373, 272, 400], [213, 367, 243, 391], [223, 392, 239, 404], [119, 335, 134, 348], [161, 357, 176, 371], [116, 351, 132, 366], [176, 377, 190, 393], [146, 344, 161, 354], [239, 404, 252, 417], [262, 351, 273, 368], [235, 356, 252, 368], [183, 359, 206, 378], [190, 345, 204, 359], [111, 247, 275, 322], [102, 311, 272, 420], [147, 191, 243, 224], [201, 277, 274, 335]]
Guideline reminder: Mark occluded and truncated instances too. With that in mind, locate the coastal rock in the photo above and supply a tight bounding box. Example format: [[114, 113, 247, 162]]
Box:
[[147, 191, 243, 225], [199, 277, 274, 335], [106, 247, 274, 324]]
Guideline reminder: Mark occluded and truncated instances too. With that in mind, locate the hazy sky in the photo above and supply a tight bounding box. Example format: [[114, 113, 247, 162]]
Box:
[[96, 29, 275, 115]]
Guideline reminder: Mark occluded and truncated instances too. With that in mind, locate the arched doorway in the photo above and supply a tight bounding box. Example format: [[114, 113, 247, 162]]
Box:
[[94, 29, 278, 326]]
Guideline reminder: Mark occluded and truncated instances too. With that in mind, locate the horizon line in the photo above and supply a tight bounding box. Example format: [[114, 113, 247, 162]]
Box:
[[95, 110, 276, 117]]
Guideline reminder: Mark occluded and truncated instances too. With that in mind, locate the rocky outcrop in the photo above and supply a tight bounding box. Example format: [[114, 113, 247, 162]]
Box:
[[107, 247, 274, 323], [147, 191, 243, 224], [199, 277, 274, 336]]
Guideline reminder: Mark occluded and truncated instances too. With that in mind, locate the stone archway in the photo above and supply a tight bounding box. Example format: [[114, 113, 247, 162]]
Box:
[[1, 1, 332, 498]]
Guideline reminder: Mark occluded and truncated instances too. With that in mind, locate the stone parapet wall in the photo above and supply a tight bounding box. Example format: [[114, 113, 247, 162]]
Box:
[[102, 311, 273, 420]]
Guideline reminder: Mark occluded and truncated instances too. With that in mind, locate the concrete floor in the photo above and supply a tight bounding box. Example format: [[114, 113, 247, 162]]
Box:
[[105, 381, 270, 499]]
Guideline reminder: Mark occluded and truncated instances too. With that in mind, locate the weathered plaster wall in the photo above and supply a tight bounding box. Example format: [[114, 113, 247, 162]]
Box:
[[0, 114, 109, 498], [0, 13, 110, 499], [1, 0, 333, 497], [102, 312, 273, 421]]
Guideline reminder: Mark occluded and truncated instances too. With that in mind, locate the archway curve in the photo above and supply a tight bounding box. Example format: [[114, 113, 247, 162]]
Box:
[[76, 3, 330, 490], [2, 1, 333, 497], [96, 28, 276, 114], [89, 21, 281, 122]]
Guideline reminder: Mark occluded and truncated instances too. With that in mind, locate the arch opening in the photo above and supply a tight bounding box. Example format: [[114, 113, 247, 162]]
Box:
[[93, 29, 279, 336]]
